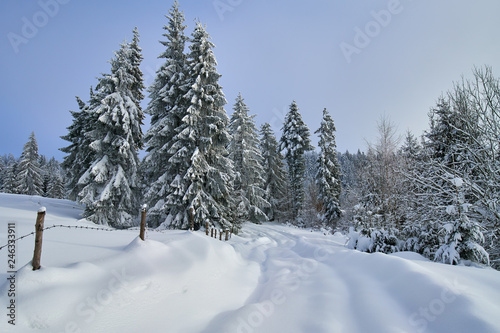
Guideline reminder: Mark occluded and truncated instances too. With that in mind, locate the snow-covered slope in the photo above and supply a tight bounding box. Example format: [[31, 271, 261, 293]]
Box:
[[0, 193, 499, 333]]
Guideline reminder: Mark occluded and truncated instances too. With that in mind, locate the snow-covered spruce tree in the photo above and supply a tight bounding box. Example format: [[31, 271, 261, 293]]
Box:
[[404, 98, 476, 258], [48, 174, 65, 199], [0, 157, 5, 192], [1, 154, 18, 194], [434, 177, 489, 265], [400, 95, 486, 260], [442, 67, 500, 269], [16, 132, 44, 196], [142, 1, 188, 227], [398, 131, 429, 253], [128, 27, 145, 112], [41, 157, 65, 199], [337, 150, 368, 231], [315, 108, 342, 228], [78, 39, 144, 227], [60, 96, 94, 201], [300, 151, 322, 227], [160, 21, 234, 231], [229, 93, 269, 224], [279, 101, 313, 221], [260, 123, 288, 221]]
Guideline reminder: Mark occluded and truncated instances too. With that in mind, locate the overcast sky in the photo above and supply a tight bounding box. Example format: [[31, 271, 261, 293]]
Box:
[[1, 0, 500, 160]]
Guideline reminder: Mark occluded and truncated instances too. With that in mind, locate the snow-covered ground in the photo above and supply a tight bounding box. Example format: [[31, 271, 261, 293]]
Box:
[[0, 193, 499, 333]]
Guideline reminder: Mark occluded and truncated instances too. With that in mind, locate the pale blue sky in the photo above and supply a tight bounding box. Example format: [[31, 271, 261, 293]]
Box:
[[1, 0, 500, 160]]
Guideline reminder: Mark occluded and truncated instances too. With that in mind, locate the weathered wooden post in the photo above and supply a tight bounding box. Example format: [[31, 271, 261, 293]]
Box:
[[205, 221, 210, 236], [211, 227, 214, 238], [214, 228, 217, 239], [219, 229, 222, 241], [139, 204, 147, 241], [32, 207, 46, 271], [225, 228, 229, 241]]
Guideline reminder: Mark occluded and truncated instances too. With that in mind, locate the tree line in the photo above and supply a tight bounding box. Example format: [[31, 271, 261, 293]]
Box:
[[0, 132, 65, 199], [54, 1, 342, 232]]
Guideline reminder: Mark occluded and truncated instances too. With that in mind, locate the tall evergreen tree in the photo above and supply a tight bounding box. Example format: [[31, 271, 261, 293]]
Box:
[[161, 21, 233, 230], [279, 101, 313, 220], [260, 123, 288, 221], [315, 108, 342, 227], [434, 178, 489, 265], [0, 157, 5, 192], [128, 27, 145, 113], [229, 93, 269, 223], [60, 96, 93, 200], [16, 132, 43, 196], [40, 157, 65, 199], [143, 1, 188, 227], [78, 38, 144, 227], [1, 154, 18, 194]]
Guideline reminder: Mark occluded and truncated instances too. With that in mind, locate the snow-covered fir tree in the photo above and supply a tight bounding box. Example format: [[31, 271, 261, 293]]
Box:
[[315, 108, 342, 227], [434, 177, 489, 265], [398, 131, 428, 252], [0, 157, 5, 191], [47, 173, 65, 199], [40, 157, 65, 199], [401, 100, 475, 257], [78, 37, 144, 227], [279, 101, 313, 220], [1, 154, 18, 194], [259, 123, 288, 221], [300, 151, 323, 227], [60, 96, 94, 200], [161, 21, 234, 231], [435, 212, 489, 265], [142, 1, 188, 227], [228, 93, 269, 223], [16, 132, 44, 196], [128, 27, 145, 112]]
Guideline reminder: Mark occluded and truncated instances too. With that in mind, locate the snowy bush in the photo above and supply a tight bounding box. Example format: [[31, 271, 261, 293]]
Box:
[[402, 223, 440, 259], [434, 213, 489, 265], [347, 227, 400, 254]]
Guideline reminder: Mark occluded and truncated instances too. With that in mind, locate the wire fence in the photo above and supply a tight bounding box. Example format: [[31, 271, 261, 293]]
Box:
[[0, 212, 232, 252], [0, 224, 119, 252]]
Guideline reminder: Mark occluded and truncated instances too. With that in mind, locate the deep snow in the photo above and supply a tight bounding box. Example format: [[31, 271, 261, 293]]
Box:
[[0, 193, 499, 332]]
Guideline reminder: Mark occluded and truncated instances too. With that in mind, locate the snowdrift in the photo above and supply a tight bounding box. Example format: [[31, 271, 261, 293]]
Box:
[[0, 193, 499, 332]]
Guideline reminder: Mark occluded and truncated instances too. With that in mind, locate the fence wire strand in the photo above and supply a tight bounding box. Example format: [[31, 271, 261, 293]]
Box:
[[0, 224, 116, 251]]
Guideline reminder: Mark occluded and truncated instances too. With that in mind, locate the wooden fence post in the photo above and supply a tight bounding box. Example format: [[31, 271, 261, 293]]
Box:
[[205, 221, 209, 236], [32, 207, 46, 271], [139, 204, 147, 241], [219, 229, 222, 241], [211, 227, 214, 238], [225, 228, 229, 241], [214, 228, 217, 239]]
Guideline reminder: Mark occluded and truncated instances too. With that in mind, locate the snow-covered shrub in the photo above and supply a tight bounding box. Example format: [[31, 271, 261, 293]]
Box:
[[347, 227, 400, 254], [402, 223, 440, 259], [434, 213, 489, 265]]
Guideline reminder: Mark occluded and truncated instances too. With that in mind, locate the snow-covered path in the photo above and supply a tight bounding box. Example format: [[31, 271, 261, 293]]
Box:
[[216, 223, 500, 333], [0, 194, 500, 332]]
